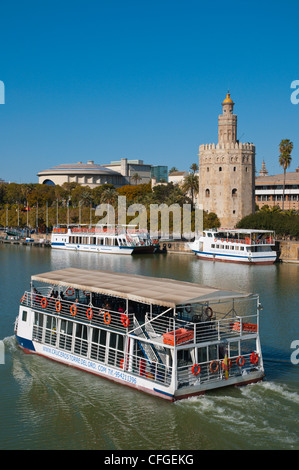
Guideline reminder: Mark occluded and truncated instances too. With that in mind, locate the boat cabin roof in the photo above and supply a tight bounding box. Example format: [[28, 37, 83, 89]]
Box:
[[31, 268, 252, 309], [206, 229, 274, 234]]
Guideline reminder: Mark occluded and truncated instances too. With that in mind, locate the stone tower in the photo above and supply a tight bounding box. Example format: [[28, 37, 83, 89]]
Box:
[[259, 160, 268, 176], [198, 92, 255, 228]]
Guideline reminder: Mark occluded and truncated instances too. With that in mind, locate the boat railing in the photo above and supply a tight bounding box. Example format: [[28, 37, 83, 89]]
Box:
[[135, 312, 258, 347], [21, 292, 258, 345], [214, 236, 275, 245], [21, 291, 133, 332], [32, 313, 172, 387], [177, 352, 261, 388]]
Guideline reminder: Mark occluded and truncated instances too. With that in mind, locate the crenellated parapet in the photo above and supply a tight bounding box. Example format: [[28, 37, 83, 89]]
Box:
[[199, 142, 255, 151]]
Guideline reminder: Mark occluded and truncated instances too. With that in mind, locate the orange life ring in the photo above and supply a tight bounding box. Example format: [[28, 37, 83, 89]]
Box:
[[191, 364, 201, 376], [21, 294, 27, 303], [103, 312, 111, 325], [214, 238, 217, 242], [221, 238, 224, 242], [55, 300, 62, 312], [209, 360, 219, 373], [205, 306, 213, 319], [221, 358, 232, 370], [250, 352, 259, 365], [121, 314, 129, 328], [241, 239, 244, 244], [70, 304, 77, 316], [236, 239, 239, 243], [41, 297, 47, 308], [236, 355, 245, 367], [86, 308, 93, 320], [226, 239, 229, 243], [66, 287, 74, 296]]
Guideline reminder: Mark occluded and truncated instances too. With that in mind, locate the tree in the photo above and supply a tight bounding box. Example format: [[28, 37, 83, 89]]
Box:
[[182, 173, 199, 210], [131, 173, 142, 185], [190, 163, 199, 174], [169, 167, 178, 174], [279, 139, 293, 210]]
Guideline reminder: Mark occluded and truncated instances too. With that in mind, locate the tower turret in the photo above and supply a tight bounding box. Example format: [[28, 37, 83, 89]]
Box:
[[218, 91, 237, 144]]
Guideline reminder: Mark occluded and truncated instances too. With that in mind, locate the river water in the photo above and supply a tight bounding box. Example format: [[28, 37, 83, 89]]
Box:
[[0, 244, 298, 450]]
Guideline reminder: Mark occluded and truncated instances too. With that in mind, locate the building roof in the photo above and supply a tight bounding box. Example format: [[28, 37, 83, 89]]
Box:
[[256, 167, 299, 185], [31, 268, 251, 308], [38, 161, 120, 177]]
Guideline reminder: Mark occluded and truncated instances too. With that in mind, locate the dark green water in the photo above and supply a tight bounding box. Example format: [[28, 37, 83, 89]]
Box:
[[0, 244, 298, 450]]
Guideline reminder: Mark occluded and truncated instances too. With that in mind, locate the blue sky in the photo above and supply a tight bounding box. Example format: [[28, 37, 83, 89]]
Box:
[[0, 0, 298, 183]]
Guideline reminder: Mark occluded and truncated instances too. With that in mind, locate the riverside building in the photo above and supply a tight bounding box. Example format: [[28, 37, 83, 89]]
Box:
[[255, 163, 299, 211]]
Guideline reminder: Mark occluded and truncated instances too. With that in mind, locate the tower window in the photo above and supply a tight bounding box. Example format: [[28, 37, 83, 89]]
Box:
[[219, 167, 222, 172], [233, 167, 236, 172], [205, 189, 210, 198], [232, 188, 237, 197]]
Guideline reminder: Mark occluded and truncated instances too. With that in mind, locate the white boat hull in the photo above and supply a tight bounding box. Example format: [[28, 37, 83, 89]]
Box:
[[51, 242, 134, 255], [191, 249, 276, 265], [15, 334, 264, 401]]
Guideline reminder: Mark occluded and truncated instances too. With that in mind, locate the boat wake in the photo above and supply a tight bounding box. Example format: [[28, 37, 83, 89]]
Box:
[[176, 380, 299, 449]]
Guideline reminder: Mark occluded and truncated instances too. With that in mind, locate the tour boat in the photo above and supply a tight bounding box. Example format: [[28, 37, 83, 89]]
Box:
[[188, 229, 277, 264], [51, 224, 157, 255], [15, 268, 265, 401]]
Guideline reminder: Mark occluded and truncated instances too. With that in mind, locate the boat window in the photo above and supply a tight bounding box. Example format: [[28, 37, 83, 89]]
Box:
[[45, 316, 57, 346], [74, 324, 88, 357], [230, 245, 234, 250], [211, 244, 215, 248], [22, 310, 27, 322], [59, 319, 73, 351], [207, 233, 213, 237], [34, 311, 43, 326], [108, 333, 124, 367], [90, 328, 107, 362], [115, 238, 119, 246], [240, 246, 244, 251]]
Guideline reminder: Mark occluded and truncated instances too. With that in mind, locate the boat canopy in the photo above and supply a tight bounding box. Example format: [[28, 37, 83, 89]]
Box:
[[31, 268, 252, 309]]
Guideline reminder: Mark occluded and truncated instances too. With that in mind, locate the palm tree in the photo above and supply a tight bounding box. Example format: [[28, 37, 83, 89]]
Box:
[[169, 166, 178, 174], [279, 139, 293, 210], [131, 173, 142, 185], [182, 173, 199, 210], [190, 163, 199, 174], [101, 187, 118, 206]]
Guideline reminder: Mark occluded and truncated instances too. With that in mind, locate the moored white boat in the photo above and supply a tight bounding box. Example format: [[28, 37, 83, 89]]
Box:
[[51, 224, 157, 255], [189, 229, 277, 264], [15, 268, 265, 401]]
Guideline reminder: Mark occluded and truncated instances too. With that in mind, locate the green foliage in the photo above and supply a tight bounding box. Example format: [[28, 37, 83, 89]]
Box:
[[0, 180, 222, 234], [237, 210, 299, 239]]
